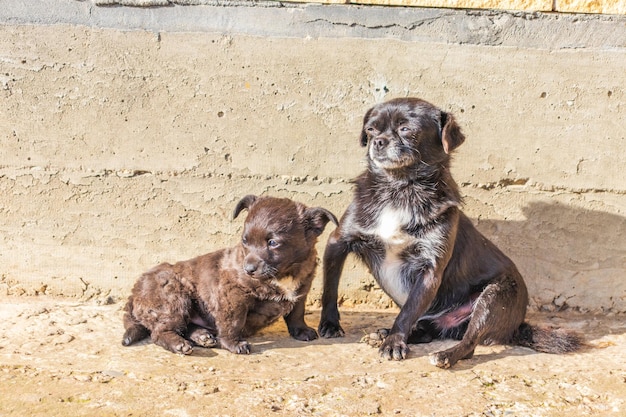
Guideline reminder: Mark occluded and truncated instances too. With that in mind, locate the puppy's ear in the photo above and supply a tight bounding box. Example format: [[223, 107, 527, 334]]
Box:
[[233, 195, 257, 220], [304, 207, 339, 236], [440, 111, 465, 154], [359, 108, 374, 147]]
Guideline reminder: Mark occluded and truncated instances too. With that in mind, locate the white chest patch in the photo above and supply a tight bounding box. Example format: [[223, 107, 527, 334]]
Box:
[[374, 206, 413, 246], [270, 276, 300, 303], [371, 206, 414, 307]]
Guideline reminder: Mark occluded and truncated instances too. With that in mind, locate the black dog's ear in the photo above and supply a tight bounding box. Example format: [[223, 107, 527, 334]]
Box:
[[359, 108, 374, 147], [440, 111, 465, 154], [233, 195, 257, 220], [359, 128, 369, 147], [304, 207, 339, 236]]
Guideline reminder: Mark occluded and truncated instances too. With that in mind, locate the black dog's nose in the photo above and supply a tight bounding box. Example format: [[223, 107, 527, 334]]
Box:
[[373, 137, 388, 151], [244, 263, 257, 275]]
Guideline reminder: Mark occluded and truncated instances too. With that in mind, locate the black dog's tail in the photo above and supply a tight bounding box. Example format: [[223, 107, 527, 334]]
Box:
[[512, 322, 583, 354], [121, 298, 150, 346]]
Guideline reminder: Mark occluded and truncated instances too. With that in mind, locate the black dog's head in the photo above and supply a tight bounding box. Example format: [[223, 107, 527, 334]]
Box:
[[359, 98, 465, 174], [232, 195, 338, 279]]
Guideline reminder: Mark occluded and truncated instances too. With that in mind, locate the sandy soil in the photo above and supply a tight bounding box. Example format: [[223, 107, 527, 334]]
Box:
[[0, 296, 624, 417]]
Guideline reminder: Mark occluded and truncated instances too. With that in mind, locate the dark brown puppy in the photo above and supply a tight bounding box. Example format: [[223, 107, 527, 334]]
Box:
[[318, 97, 581, 368], [123, 195, 337, 355]]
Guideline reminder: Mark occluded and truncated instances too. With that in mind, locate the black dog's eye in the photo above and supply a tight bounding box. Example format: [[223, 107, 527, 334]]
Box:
[[267, 239, 279, 248], [398, 126, 411, 133], [366, 127, 376, 133]]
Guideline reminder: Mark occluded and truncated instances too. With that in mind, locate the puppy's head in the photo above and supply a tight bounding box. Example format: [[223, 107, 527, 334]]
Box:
[[359, 97, 465, 173], [233, 195, 338, 280]]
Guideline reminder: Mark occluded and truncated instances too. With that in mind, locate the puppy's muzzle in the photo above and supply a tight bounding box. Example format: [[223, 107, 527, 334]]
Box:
[[243, 254, 264, 277], [243, 263, 258, 276]]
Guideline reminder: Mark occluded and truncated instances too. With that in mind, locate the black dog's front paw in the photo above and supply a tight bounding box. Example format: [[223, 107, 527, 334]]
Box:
[[318, 320, 345, 338], [289, 326, 319, 341], [379, 333, 409, 361]]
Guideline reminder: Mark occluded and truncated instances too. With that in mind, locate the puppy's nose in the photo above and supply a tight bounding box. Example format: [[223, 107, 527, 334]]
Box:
[[244, 263, 257, 276], [373, 137, 388, 151]]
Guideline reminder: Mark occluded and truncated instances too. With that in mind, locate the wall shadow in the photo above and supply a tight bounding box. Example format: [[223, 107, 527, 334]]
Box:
[[473, 201, 626, 313]]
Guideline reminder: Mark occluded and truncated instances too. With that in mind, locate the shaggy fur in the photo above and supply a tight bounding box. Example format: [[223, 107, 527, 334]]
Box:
[[122, 195, 337, 355], [318, 97, 582, 368]]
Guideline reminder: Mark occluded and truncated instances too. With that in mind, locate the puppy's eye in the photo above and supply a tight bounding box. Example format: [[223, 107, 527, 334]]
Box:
[[242, 237, 248, 245], [267, 239, 279, 248]]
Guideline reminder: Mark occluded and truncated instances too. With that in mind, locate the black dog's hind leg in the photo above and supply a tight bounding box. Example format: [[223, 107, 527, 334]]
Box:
[[430, 273, 527, 368]]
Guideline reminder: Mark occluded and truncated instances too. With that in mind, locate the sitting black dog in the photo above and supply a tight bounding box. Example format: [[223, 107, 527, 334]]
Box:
[[318, 97, 581, 368]]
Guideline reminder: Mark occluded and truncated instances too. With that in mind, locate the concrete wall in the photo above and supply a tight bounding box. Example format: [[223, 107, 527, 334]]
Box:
[[1, 1, 625, 313]]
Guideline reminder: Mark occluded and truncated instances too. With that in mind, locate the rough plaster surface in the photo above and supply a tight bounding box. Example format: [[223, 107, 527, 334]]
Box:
[[1, 2, 625, 313]]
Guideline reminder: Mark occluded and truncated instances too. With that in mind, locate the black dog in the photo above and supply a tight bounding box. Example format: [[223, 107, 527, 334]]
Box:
[[318, 97, 581, 368]]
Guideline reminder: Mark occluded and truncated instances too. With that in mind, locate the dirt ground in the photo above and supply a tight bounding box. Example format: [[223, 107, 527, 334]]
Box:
[[0, 296, 624, 417]]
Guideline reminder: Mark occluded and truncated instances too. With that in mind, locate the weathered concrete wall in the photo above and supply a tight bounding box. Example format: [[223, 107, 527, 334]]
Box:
[[1, 1, 625, 312]]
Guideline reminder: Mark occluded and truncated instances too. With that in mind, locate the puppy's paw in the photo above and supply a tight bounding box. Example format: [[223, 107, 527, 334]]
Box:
[[233, 341, 251, 355], [360, 328, 390, 348], [221, 339, 251, 355], [155, 333, 194, 355], [290, 326, 319, 342], [173, 339, 194, 355], [378, 333, 409, 361], [187, 328, 218, 348], [318, 320, 345, 338]]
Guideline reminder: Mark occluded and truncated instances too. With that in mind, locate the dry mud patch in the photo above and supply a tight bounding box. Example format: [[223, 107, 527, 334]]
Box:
[[0, 296, 625, 416]]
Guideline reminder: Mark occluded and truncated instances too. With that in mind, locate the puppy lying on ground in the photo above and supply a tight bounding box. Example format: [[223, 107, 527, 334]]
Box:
[[318, 97, 581, 368], [122, 195, 337, 355]]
